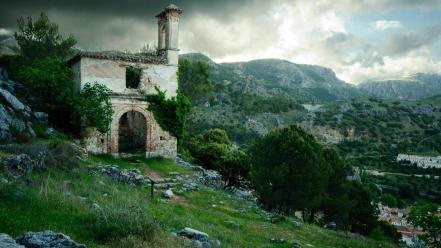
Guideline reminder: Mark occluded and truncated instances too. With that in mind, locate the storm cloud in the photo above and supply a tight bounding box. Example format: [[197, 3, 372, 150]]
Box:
[[1, 0, 441, 83]]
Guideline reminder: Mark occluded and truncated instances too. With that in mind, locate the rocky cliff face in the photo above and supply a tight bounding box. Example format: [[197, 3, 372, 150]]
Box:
[[359, 73, 441, 99], [183, 53, 362, 103], [0, 68, 48, 142]]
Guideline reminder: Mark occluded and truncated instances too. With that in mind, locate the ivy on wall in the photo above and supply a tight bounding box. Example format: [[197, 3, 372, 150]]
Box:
[[145, 87, 191, 141]]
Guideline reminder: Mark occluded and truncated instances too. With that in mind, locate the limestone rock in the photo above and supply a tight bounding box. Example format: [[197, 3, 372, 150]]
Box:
[[0, 104, 12, 140], [34, 112, 49, 125], [1, 152, 46, 177], [15, 231, 86, 248], [88, 165, 146, 185], [0, 88, 26, 112], [1, 154, 34, 177], [177, 227, 209, 242], [163, 189, 174, 199], [0, 233, 24, 248], [198, 169, 223, 190]]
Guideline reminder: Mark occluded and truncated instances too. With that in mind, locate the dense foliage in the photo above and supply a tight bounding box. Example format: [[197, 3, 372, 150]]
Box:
[[145, 87, 191, 141], [408, 203, 441, 247], [186, 129, 249, 188], [248, 125, 399, 241], [249, 125, 328, 216], [75, 83, 114, 134], [14, 13, 76, 62], [18, 57, 76, 129], [178, 58, 213, 104]]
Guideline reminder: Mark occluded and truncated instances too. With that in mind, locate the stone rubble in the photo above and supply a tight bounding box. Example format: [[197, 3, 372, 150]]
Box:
[[15, 231, 86, 248], [88, 165, 148, 185], [1, 152, 46, 177]]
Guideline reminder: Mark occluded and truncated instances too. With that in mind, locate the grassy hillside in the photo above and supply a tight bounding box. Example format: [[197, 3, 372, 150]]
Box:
[[0, 141, 396, 248]]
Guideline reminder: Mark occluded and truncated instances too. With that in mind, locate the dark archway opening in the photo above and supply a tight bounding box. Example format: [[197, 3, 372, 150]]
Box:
[[118, 111, 146, 153]]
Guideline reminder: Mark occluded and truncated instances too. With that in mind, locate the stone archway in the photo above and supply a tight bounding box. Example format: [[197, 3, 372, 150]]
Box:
[[118, 111, 146, 153], [109, 105, 155, 155]]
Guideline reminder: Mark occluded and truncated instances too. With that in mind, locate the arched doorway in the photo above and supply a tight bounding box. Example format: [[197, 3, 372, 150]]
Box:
[[118, 111, 147, 153]]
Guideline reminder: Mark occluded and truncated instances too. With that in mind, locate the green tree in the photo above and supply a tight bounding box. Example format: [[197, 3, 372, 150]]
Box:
[[75, 83, 113, 134], [248, 125, 328, 218], [409, 203, 441, 247], [14, 13, 76, 61], [347, 182, 378, 235], [187, 129, 249, 188], [18, 57, 76, 129], [178, 58, 213, 103], [381, 193, 398, 208], [320, 148, 353, 228]]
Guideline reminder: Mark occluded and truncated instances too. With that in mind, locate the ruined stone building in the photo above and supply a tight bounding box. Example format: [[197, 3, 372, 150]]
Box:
[[69, 4, 182, 159]]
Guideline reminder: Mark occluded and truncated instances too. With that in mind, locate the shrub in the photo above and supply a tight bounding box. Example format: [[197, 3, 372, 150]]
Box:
[[145, 87, 191, 142], [75, 83, 113, 134], [18, 57, 76, 130], [187, 129, 249, 188]]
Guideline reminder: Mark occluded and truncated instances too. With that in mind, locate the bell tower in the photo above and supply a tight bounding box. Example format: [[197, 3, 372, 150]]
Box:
[[156, 4, 182, 65]]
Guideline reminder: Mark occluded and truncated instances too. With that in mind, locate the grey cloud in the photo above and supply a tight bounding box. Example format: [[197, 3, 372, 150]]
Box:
[[384, 24, 441, 56]]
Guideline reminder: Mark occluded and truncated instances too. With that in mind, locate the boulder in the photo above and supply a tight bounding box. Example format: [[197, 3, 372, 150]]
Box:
[[1, 152, 46, 177], [0, 88, 26, 112], [0, 68, 8, 81], [163, 189, 174, 199], [0, 104, 12, 140], [15, 231, 86, 248], [34, 112, 48, 125], [177, 227, 209, 242], [88, 165, 147, 185], [0, 233, 24, 248], [1, 154, 34, 177], [198, 169, 223, 190]]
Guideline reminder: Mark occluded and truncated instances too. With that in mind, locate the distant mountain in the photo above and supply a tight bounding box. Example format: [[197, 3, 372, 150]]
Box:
[[182, 53, 362, 103], [180, 53, 441, 145], [359, 73, 441, 99]]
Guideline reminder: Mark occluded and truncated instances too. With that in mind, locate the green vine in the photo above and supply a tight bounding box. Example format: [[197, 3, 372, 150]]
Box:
[[145, 87, 191, 141]]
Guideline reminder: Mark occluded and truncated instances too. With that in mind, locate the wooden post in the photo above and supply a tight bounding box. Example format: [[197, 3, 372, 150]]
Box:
[[150, 179, 155, 200]]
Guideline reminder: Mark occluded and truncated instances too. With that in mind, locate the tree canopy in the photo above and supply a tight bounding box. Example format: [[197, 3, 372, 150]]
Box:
[[14, 13, 76, 61]]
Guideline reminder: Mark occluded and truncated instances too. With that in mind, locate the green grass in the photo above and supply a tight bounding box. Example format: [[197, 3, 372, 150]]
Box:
[[0, 149, 398, 248], [88, 154, 193, 177]]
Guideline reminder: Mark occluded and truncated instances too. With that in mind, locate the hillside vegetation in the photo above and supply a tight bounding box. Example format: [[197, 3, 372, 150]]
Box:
[[0, 141, 397, 248]]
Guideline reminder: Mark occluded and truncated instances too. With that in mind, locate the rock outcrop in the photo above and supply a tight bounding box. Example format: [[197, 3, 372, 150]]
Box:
[[0, 67, 46, 141], [15, 231, 86, 248], [0, 233, 24, 248], [1, 152, 46, 177], [88, 165, 147, 185]]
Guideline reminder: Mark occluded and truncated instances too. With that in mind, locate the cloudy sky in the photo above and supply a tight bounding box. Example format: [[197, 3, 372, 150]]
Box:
[[1, 0, 441, 83]]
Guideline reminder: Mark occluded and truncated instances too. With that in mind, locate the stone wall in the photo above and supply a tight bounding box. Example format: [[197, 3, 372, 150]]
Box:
[[81, 95, 177, 160], [71, 57, 178, 98], [72, 57, 178, 160]]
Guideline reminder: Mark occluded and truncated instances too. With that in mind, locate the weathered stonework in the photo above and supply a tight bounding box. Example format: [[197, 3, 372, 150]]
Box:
[[70, 4, 182, 160]]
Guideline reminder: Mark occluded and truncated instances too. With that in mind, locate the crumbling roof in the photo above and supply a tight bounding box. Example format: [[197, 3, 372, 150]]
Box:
[[68, 51, 167, 64], [156, 4, 182, 17]]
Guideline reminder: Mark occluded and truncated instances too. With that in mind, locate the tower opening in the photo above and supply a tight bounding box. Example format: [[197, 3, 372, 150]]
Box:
[[125, 66, 141, 89]]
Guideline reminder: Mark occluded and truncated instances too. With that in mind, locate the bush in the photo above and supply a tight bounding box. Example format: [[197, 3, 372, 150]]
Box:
[[145, 87, 191, 142], [18, 57, 76, 130], [187, 129, 249, 188], [178, 58, 213, 103], [75, 83, 113, 134]]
